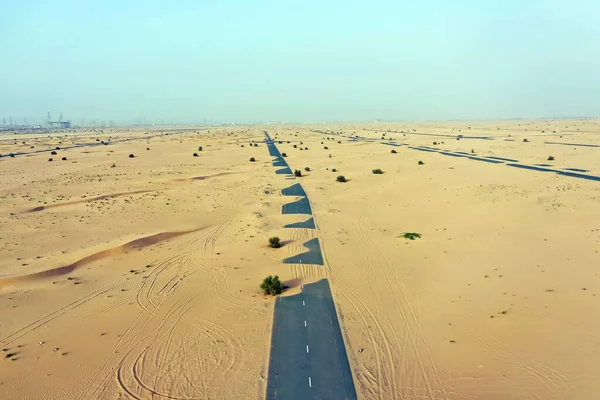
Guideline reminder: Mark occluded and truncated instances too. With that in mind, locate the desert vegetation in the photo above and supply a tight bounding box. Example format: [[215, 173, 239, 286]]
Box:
[[260, 275, 283, 295]]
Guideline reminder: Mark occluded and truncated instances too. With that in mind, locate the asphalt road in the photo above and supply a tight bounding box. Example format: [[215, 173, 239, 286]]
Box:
[[266, 279, 357, 400]]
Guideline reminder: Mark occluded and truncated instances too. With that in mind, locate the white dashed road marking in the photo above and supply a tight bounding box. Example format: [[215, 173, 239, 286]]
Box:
[[309, 377, 312, 387], [306, 345, 309, 353]]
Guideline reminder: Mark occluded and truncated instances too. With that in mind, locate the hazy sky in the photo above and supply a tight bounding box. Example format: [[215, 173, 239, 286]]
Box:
[[1, 0, 599, 124]]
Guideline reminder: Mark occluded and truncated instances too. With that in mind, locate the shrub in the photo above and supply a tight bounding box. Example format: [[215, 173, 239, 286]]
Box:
[[249, 157, 256, 162], [111, 163, 116, 168], [61, 157, 67, 161], [129, 154, 135, 158], [324, 146, 329, 150], [332, 168, 337, 172], [304, 167, 310, 171], [338, 141, 341, 144], [523, 138, 529, 142], [372, 169, 384, 174], [304, 147, 308, 150], [48, 158, 53, 162], [260, 275, 284, 295], [55, 147, 60, 150], [193, 153, 199, 157], [51, 151, 57, 155], [254, 143, 258, 147], [547, 156, 555, 161], [269, 237, 281, 248], [391, 149, 397, 154], [418, 160, 424, 165], [336, 175, 347, 182], [9, 153, 15, 158], [401, 232, 421, 240], [293, 144, 297, 148], [198, 146, 203, 151], [282, 153, 287, 157], [146, 147, 150, 150], [294, 169, 302, 177]]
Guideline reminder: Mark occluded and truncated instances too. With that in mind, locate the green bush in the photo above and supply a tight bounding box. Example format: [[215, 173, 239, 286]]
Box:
[[391, 149, 397, 154], [51, 151, 57, 155], [250, 157, 256, 162], [260, 275, 284, 295], [129, 154, 135, 158], [336, 175, 347, 182], [547, 156, 555, 161], [193, 153, 199, 157], [401, 232, 421, 240], [198, 146, 203, 151], [418, 160, 424, 165], [294, 169, 302, 177], [282, 153, 287, 157], [372, 168, 384, 174], [61, 157, 67, 161], [304, 167, 310, 172], [269, 237, 281, 248]]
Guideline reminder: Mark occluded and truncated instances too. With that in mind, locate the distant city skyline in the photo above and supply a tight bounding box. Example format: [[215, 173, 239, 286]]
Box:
[[2, 1, 599, 123]]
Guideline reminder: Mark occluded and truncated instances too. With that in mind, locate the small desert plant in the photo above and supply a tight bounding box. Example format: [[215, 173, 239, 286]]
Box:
[[293, 144, 297, 148], [198, 146, 203, 151], [254, 143, 258, 147], [282, 153, 287, 157], [61, 157, 67, 161], [48, 158, 53, 162], [111, 163, 116, 168], [260, 275, 284, 295], [249, 157, 256, 162], [401, 232, 421, 240], [391, 149, 397, 154], [418, 160, 424, 165], [129, 154, 135, 158], [547, 156, 555, 161], [372, 168, 384, 174], [51, 151, 57, 155], [523, 138, 529, 142], [9, 153, 15, 157], [304, 167, 310, 171], [269, 237, 281, 248], [331, 168, 337, 172], [193, 153, 198, 157], [324, 146, 329, 150], [336, 175, 347, 182], [146, 147, 150, 150], [294, 169, 302, 177]]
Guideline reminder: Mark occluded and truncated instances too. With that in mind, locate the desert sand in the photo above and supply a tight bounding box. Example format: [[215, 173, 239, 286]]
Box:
[[1, 120, 600, 399]]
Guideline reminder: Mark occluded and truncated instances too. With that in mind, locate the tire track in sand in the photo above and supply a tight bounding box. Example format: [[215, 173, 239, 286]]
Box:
[[355, 215, 449, 400]]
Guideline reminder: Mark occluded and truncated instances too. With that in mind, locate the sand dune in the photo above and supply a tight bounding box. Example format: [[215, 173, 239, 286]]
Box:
[[1, 121, 600, 399]]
